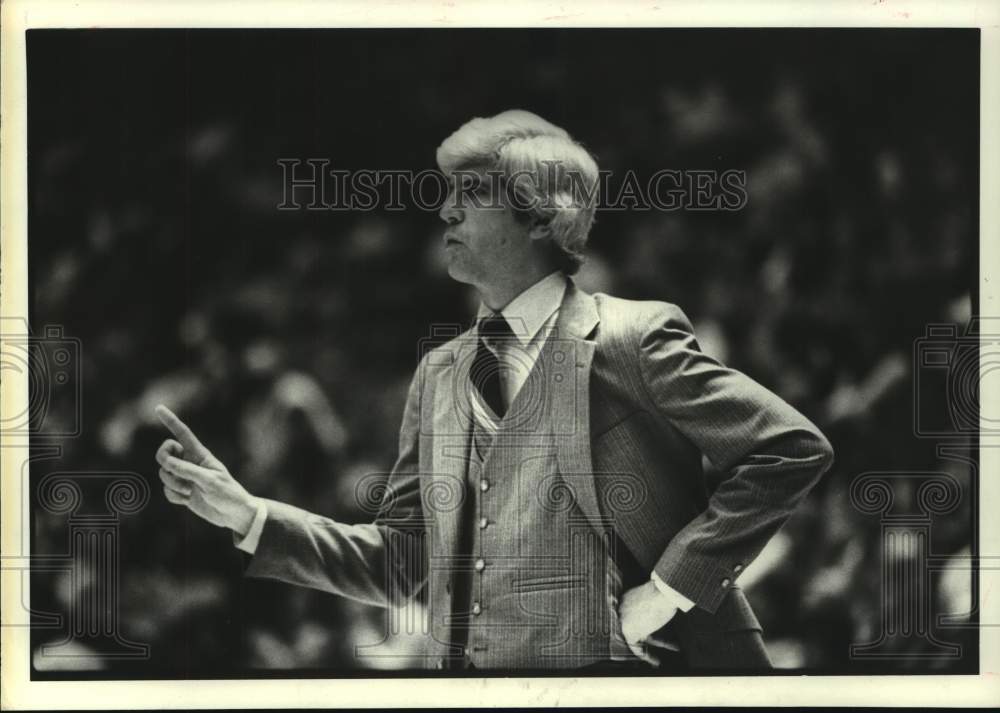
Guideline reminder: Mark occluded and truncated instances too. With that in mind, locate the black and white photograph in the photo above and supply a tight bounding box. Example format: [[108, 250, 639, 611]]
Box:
[[2, 0, 999, 708]]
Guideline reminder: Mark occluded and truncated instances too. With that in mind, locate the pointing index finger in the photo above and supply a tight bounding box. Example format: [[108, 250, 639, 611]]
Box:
[[155, 404, 211, 462]]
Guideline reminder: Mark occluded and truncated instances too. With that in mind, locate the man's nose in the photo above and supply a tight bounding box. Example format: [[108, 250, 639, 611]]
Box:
[[439, 194, 463, 224]]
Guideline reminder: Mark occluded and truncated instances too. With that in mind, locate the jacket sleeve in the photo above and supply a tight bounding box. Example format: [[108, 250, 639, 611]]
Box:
[[636, 302, 834, 613], [241, 358, 427, 608]]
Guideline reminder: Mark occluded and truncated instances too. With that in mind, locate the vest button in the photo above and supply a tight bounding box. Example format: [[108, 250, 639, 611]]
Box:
[[472, 602, 482, 615], [480, 479, 490, 492], [474, 558, 485, 572], [721, 578, 731, 588], [733, 564, 743, 573], [479, 517, 489, 530]]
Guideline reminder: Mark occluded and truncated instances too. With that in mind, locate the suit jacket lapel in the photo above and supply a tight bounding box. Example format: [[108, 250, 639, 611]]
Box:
[[547, 281, 604, 533], [429, 328, 477, 552]]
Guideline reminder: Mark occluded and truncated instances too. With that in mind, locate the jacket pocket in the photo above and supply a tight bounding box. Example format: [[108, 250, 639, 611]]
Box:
[[512, 574, 586, 593]]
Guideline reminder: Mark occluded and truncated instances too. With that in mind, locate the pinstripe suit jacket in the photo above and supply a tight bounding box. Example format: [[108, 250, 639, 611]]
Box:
[[243, 279, 835, 668]]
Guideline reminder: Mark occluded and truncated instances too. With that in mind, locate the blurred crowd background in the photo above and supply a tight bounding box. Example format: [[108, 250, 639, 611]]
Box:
[[24, 29, 978, 674]]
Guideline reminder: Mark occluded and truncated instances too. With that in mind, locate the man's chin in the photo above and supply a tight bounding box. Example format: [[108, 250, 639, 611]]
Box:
[[445, 261, 476, 286]]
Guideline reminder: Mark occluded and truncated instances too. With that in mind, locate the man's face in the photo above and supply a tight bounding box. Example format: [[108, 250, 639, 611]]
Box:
[[438, 167, 532, 288]]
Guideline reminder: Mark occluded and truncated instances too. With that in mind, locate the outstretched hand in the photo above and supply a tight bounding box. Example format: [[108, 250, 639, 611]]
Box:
[[154, 404, 258, 536]]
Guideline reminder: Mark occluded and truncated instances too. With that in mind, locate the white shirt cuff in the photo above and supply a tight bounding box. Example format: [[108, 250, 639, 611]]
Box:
[[233, 499, 268, 555], [650, 571, 696, 612]]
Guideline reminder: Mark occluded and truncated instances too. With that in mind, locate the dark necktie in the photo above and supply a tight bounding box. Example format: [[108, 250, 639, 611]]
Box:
[[470, 314, 514, 418]]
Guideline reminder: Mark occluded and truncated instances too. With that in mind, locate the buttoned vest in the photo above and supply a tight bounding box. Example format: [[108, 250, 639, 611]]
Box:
[[446, 338, 634, 669]]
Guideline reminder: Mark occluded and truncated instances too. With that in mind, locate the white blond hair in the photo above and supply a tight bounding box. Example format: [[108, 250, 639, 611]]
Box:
[[436, 110, 599, 274]]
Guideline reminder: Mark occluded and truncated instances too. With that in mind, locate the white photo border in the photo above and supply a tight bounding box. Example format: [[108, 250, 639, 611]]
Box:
[[2, 0, 998, 708]]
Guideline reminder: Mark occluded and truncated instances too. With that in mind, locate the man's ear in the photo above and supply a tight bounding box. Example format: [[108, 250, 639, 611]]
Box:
[[528, 218, 552, 242]]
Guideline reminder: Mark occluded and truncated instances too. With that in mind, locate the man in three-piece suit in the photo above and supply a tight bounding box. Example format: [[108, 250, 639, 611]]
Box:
[[154, 110, 834, 672]]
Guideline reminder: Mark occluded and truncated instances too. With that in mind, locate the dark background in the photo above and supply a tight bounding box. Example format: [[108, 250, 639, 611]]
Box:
[[26, 28, 979, 675]]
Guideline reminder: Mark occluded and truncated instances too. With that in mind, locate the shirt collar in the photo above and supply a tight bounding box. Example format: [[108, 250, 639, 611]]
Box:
[[477, 271, 567, 347]]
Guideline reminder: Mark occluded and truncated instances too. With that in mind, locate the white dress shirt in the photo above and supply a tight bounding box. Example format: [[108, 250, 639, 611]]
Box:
[[234, 270, 693, 612], [475, 269, 566, 410]]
